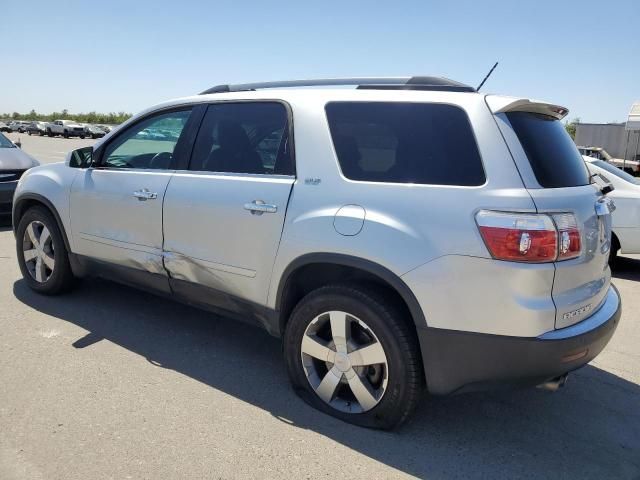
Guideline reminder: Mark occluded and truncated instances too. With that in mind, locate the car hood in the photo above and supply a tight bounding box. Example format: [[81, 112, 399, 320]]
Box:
[[0, 147, 39, 170]]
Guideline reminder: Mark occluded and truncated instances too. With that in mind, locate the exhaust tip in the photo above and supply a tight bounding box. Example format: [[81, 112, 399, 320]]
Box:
[[537, 374, 568, 392]]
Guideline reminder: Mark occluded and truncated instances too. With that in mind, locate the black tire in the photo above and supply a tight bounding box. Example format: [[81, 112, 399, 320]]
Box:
[[16, 206, 75, 295], [609, 233, 620, 269], [284, 284, 423, 430], [80, 135, 85, 139], [63, 130, 69, 138], [47, 129, 53, 137]]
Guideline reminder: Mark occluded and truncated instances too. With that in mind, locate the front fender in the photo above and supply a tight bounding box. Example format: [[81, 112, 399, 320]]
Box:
[[13, 164, 78, 252]]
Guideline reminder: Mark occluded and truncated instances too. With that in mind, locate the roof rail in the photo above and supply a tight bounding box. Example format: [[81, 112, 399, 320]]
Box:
[[199, 76, 475, 95]]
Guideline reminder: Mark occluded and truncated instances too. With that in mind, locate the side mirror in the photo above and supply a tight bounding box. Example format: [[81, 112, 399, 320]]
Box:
[[14, 138, 22, 148], [69, 146, 94, 168]]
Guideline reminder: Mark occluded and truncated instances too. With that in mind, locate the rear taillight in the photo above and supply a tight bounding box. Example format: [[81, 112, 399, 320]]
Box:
[[552, 213, 581, 260], [476, 210, 581, 263]]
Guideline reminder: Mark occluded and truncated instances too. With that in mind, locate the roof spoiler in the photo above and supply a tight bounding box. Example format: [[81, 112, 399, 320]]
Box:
[[485, 95, 569, 120]]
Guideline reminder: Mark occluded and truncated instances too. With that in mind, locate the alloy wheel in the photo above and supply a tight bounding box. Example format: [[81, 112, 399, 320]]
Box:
[[301, 311, 389, 413], [22, 220, 55, 283]]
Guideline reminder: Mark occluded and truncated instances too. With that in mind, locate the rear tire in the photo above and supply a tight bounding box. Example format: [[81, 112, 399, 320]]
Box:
[[284, 284, 423, 430], [16, 206, 75, 295]]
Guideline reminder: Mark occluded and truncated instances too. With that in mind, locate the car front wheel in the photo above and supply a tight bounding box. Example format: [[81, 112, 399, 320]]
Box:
[[16, 206, 75, 295], [284, 284, 423, 429]]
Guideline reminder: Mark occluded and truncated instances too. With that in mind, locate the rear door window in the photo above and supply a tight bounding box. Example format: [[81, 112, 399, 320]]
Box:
[[189, 102, 292, 175], [325, 102, 485, 186], [506, 112, 589, 188]]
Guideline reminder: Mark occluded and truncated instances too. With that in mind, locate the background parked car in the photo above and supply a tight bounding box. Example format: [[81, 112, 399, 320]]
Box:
[[0, 131, 39, 217], [46, 120, 86, 138], [0, 122, 10, 133], [84, 125, 106, 139], [8, 121, 30, 133], [584, 155, 640, 264], [96, 124, 113, 133], [27, 121, 48, 136], [578, 146, 640, 175]]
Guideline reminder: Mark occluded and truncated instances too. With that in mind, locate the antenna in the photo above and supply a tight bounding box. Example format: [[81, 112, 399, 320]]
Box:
[[476, 62, 499, 91]]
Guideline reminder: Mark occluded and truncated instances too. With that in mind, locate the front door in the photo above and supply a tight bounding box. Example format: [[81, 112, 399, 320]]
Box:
[[69, 108, 193, 287]]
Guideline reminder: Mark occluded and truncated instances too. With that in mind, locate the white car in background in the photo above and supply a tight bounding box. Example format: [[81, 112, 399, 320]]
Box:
[[584, 155, 640, 263]]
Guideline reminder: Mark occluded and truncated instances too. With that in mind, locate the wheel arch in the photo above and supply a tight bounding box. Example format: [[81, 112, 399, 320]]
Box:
[[275, 253, 427, 336], [13, 193, 72, 253]]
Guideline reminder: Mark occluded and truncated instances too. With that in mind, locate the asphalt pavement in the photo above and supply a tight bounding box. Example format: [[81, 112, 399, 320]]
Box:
[[4, 132, 97, 164]]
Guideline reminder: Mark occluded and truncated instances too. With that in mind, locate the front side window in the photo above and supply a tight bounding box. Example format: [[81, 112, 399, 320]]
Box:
[[101, 109, 192, 170], [190, 102, 292, 175], [325, 102, 485, 186], [0, 132, 16, 148]]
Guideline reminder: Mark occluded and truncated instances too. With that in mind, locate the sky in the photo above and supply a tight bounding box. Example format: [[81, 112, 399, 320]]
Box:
[[1, 0, 638, 123]]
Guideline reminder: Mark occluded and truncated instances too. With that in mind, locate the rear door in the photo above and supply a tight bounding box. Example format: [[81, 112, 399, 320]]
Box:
[[162, 101, 295, 309], [491, 100, 612, 329]]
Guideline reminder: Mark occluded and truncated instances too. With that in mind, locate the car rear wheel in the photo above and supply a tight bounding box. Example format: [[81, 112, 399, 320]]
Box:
[[16, 206, 75, 295], [284, 284, 423, 429]]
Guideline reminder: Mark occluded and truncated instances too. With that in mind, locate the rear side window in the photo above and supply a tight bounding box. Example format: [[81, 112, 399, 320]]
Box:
[[325, 102, 485, 186], [190, 102, 292, 175], [506, 112, 589, 188]]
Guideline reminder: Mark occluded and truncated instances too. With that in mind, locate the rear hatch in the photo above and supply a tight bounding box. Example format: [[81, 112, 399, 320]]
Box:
[[487, 96, 613, 329]]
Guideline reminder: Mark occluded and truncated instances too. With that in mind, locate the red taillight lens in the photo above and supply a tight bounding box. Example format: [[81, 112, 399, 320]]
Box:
[[476, 210, 582, 263], [553, 213, 581, 260], [476, 211, 558, 263]]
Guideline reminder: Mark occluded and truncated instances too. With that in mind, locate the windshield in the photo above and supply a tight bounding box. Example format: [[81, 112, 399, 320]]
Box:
[[592, 160, 640, 185], [0, 132, 15, 148]]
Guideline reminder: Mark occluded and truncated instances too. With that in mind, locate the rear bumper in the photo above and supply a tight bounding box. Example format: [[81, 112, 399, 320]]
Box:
[[419, 285, 621, 395], [0, 181, 17, 215]]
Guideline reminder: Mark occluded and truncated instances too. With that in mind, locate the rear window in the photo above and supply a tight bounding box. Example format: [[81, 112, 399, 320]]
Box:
[[325, 102, 485, 186], [506, 112, 589, 188]]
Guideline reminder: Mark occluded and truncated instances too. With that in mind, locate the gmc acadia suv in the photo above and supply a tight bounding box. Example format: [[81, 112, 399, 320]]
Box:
[[12, 77, 621, 429]]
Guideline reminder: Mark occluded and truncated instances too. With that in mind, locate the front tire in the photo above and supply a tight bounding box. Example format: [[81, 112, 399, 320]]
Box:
[[16, 206, 75, 295], [284, 284, 423, 429]]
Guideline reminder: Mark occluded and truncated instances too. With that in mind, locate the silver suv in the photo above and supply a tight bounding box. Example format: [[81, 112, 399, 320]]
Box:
[[12, 77, 621, 429]]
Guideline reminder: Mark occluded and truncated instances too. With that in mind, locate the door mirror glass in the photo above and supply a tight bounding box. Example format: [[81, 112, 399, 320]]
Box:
[[69, 146, 93, 168]]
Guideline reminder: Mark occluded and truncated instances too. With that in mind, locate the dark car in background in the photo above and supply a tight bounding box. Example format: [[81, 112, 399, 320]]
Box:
[[27, 121, 48, 136], [0, 132, 39, 217], [84, 125, 106, 139]]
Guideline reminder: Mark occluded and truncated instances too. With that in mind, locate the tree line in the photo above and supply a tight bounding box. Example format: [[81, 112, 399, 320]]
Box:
[[2, 109, 132, 125]]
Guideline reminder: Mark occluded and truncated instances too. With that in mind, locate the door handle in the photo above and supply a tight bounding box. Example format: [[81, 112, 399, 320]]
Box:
[[133, 188, 158, 201], [244, 200, 277, 215]]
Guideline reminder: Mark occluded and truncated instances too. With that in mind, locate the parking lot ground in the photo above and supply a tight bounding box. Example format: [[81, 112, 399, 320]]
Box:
[[4, 132, 97, 165], [0, 233, 639, 478]]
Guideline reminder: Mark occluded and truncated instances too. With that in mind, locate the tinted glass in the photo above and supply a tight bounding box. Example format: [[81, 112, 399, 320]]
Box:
[[325, 102, 485, 185], [0, 132, 15, 148], [592, 160, 640, 185], [190, 102, 291, 175], [102, 109, 191, 170], [506, 112, 589, 188]]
